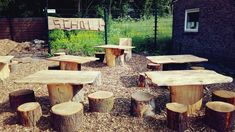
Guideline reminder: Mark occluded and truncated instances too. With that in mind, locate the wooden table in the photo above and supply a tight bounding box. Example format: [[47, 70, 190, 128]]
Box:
[[0, 56, 14, 81], [47, 55, 99, 70], [146, 54, 208, 70], [15, 70, 101, 106], [144, 70, 233, 114], [95, 45, 134, 67]]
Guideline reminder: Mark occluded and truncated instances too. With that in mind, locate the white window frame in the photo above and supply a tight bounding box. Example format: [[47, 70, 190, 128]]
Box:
[[184, 8, 200, 32]]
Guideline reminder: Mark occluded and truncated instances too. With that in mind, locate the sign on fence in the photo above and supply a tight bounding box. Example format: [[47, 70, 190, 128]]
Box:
[[48, 16, 105, 31]]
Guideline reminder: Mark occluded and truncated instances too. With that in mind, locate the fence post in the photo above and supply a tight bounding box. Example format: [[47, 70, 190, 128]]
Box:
[[7, 17, 14, 41], [103, 0, 108, 45], [45, 0, 51, 54], [154, 0, 158, 47]]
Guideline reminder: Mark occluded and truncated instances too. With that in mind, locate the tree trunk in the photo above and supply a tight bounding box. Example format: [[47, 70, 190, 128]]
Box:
[[60, 61, 81, 71], [131, 91, 155, 117], [212, 90, 235, 105], [9, 89, 36, 111], [166, 102, 188, 132], [17, 102, 42, 127], [88, 91, 114, 112], [47, 84, 84, 106], [51, 102, 84, 132], [205, 101, 235, 131]]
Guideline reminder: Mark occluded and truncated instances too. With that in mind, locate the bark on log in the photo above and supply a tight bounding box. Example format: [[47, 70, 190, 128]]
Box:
[[88, 91, 114, 112], [212, 90, 235, 105], [9, 89, 36, 111], [170, 85, 204, 115], [166, 102, 188, 132], [17, 102, 42, 127], [51, 102, 83, 132], [47, 84, 84, 106], [147, 63, 162, 71], [205, 101, 235, 131], [131, 91, 155, 117], [60, 61, 81, 71]]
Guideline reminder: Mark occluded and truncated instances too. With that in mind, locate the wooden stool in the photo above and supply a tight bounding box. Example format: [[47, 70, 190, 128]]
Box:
[[51, 102, 83, 132], [88, 91, 114, 112], [9, 89, 36, 111], [130, 91, 155, 117], [147, 63, 162, 71], [190, 66, 205, 70], [17, 102, 42, 127], [166, 102, 188, 131], [212, 90, 235, 105], [205, 101, 235, 131]]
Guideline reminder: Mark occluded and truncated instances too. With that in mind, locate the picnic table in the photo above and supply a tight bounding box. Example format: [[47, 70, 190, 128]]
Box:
[[144, 70, 233, 114], [0, 56, 14, 80], [95, 45, 135, 67], [47, 55, 99, 70], [146, 54, 208, 70], [15, 70, 101, 106]]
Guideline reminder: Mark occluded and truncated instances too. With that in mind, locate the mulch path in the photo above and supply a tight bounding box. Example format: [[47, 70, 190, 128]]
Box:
[[0, 53, 234, 131]]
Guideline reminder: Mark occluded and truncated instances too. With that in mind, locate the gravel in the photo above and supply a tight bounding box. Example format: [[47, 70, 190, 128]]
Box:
[[0, 48, 234, 131]]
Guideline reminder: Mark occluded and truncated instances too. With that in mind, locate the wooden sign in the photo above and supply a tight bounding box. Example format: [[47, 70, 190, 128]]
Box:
[[48, 16, 105, 31]]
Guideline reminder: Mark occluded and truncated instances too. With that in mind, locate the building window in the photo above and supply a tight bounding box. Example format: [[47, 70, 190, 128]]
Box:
[[184, 8, 199, 32]]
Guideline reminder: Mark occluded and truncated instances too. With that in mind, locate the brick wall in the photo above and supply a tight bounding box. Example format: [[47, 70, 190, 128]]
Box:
[[0, 18, 47, 42], [173, 0, 235, 67]]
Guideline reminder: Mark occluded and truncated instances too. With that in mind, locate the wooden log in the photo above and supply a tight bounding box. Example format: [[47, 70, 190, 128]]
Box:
[[212, 90, 235, 105], [60, 61, 81, 71], [17, 102, 42, 127], [88, 91, 114, 112], [119, 38, 132, 61], [166, 102, 188, 131], [9, 89, 36, 111], [170, 85, 204, 115], [147, 63, 162, 71], [190, 66, 205, 70], [51, 102, 83, 132], [105, 48, 124, 67], [205, 101, 235, 131], [9, 60, 19, 73], [131, 91, 155, 117], [0, 63, 10, 81], [47, 84, 84, 106], [138, 73, 146, 87]]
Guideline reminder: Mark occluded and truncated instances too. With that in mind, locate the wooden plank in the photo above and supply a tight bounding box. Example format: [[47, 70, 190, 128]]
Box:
[[0, 56, 14, 64], [146, 54, 208, 64], [95, 45, 135, 50], [47, 55, 99, 64], [15, 70, 101, 85], [145, 70, 233, 86]]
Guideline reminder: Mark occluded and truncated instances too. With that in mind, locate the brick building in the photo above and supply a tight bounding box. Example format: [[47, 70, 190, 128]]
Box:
[[172, 0, 235, 67]]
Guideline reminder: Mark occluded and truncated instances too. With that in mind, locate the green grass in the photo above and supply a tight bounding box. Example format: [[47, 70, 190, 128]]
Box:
[[49, 16, 172, 56]]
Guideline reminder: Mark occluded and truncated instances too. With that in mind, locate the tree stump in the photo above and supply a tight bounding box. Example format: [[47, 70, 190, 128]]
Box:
[[166, 102, 188, 131], [51, 102, 83, 132], [170, 85, 204, 115], [9, 89, 36, 111], [190, 66, 205, 70], [205, 101, 235, 131], [212, 90, 235, 105], [147, 63, 162, 71], [47, 84, 84, 106], [131, 91, 155, 117], [88, 91, 114, 112], [9, 60, 19, 73], [105, 48, 125, 67], [60, 61, 81, 71], [17, 102, 42, 127]]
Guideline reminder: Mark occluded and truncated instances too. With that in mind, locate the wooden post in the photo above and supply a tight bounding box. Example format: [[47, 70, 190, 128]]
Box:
[[51, 102, 83, 132], [212, 90, 235, 105], [9, 89, 36, 111], [205, 101, 235, 131], [17, 102, 42, 127], [60, 61, 81, 71], [105, 48, 124, 67], [147, 63, 162, 71], [170, 85, 204, 115], [131, 91, 155, 117], [88, 91, 114, 112], [0, 63, 10, 81], [166, 102, 188, 131], [47, 84, 84, 106]]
